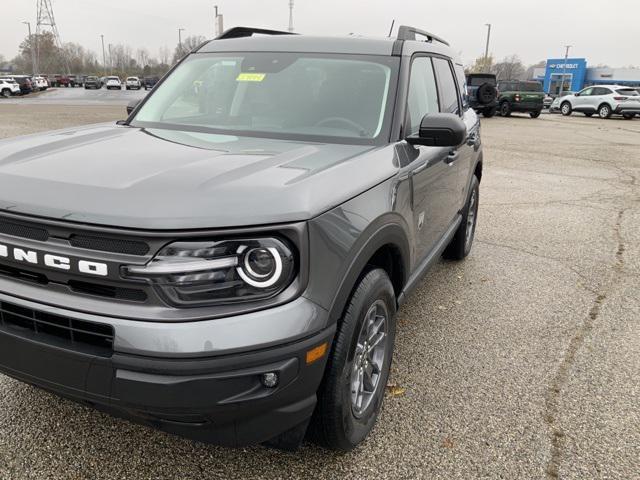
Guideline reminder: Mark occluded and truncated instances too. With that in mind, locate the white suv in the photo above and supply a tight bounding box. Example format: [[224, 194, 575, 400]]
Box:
[[558, 85, 640, 119], [105, 76, 122, 90], [125, 76, 142, 90], [0, 79, 20, 98]]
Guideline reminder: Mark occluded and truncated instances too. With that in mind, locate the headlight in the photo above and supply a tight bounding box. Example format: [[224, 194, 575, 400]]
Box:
[[123, 237, 296, 307]]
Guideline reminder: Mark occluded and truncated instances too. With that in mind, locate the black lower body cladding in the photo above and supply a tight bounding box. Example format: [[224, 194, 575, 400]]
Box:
[[0, 300, 335, 447]]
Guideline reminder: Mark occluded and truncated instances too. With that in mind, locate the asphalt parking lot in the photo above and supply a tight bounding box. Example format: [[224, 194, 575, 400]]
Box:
[[1, 85, 147, 106], [0, 99, 638, 480]]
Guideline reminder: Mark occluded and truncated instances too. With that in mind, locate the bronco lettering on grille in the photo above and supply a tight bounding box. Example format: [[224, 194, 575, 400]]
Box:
[[0, 242, 108, 276]]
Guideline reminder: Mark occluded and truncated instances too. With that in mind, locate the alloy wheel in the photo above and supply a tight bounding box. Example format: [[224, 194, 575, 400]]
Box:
[[350, 300, 388, 417]]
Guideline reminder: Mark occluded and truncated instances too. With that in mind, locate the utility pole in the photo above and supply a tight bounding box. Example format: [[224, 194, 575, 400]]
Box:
[[22, 21, 37, 75], [214, 5, 224, 37], [178, 28, 185, 54], [108, 43, 113, 75], [100, 34, 106, 76], [483, 23, 492, 73], [288, 0, 294, 33], [558, 45, 572, 97]]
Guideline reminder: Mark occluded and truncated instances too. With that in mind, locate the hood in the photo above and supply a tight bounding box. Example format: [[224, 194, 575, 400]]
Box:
[[0, 124, 397, 229]]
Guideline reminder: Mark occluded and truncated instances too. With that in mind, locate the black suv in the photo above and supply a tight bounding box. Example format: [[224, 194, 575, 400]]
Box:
[[0, 26, 483, 452], [466, 73, 498, 117], [84, 76, 101, 89]]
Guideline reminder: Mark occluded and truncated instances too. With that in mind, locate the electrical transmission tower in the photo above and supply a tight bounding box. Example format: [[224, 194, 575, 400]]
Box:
[[36, 0, 70, 73]]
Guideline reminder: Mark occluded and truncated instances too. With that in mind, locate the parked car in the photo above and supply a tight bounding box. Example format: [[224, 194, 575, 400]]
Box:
[[143, 76, 159, 90], [28, 76, 47, 91], [497, 80, 544, 118], [105, 76, 122, 90], [125, 76, 142, 90], [558, 85, 640, 119], [0, 25, 483, 452], [543, 93, 554, 109], [2, 75, 34, 95], [0, 79, 21, 97], [69, 75, 85, 87], [84, 76, 102, 89], [466, 73, 498, 117], [51, 74, 71, 88]]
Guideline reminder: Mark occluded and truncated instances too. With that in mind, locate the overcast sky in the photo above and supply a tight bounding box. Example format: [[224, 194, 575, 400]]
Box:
[[2, 0, 639, 68]]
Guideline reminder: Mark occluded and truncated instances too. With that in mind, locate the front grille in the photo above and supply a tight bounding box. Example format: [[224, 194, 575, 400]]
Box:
[[0, 265, 147, 303], [0, 301, 114, 357], [0, 220, 49, 242], [69, 234, 150, 256], [68, 280, 148, 302]]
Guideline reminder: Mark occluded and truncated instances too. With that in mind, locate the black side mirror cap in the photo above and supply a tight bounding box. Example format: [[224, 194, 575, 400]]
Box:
[[406, 113, 467, 147], [126, 99, 141, 115]]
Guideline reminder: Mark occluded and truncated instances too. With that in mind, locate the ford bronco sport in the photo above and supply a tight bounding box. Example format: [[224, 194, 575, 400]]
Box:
[[497, 80, 545, 118], [0, 26, 483, 451]]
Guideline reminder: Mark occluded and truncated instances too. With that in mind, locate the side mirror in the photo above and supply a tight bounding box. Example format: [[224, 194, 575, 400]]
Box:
[[406, 113, 467, 147], [574, 92, 580, 97], [126, 99, 140, 115]]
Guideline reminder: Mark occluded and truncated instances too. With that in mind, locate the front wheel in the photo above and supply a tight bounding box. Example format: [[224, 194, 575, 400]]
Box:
[[500, 102, 512, 117], [598, 104, 612, 119], [530, 110, 542, 119], [1, 89, 11, 98], [444, 175, 480, 260], [623, 113, 635, 120], [311, 268, 397, 451], [561, 102, 572, 116]]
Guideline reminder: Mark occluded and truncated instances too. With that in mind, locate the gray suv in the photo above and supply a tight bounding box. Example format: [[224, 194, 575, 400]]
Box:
[[0, 26, 483, 451]]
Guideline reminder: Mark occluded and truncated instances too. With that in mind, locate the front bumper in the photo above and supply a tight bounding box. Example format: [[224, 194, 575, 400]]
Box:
[[0, 292, 334, 446]]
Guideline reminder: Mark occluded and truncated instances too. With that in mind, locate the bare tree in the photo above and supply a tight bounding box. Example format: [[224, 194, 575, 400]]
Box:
[[493, 55, 525, 80], [468, 54, 495, 74], [172, 35, 206, 64]]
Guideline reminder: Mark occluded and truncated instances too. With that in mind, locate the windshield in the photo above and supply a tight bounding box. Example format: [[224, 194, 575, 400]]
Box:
[[132, 52, 399, 144], [521, 82, 543, 92]]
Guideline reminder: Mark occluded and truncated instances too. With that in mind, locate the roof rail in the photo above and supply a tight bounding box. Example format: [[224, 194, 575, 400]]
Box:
[[396, 25, 450, 47], [216, 26, 297, 40]]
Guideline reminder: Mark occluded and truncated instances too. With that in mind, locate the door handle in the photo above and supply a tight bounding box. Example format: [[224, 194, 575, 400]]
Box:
[[445, 150, 458, 165]]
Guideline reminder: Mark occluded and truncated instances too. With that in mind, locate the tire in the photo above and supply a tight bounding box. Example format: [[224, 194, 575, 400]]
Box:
[[561, 101, 572, 116], [443, 175, 480, 260], [476, 83, 497, 106], [500, 101, 512, 117], [311, 268, 397, 451], [623, 113, 635, 120], [1, 89, 11, 98], [530, 110, 542, 119], [483, 106, 497, 118], [598, 104, 612, 119]]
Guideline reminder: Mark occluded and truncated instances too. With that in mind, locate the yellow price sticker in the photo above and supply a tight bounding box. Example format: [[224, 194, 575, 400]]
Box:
[[236, 73, 266, 82]]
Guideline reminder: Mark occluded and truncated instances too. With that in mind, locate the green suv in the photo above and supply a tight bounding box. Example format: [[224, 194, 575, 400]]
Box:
[[497, 80, 544, 118]]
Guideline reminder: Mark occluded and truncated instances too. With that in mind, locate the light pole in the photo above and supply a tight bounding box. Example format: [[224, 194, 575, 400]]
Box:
[[100, 34, 107, 76], [22, 21, 37, 75], [178, 28, 185, 54], [214, 6, 224, 37], [558, 45, 572, 97], [108, 43, 113, 75], [288, 0, 294, 33], [483, 23, 492, 73]]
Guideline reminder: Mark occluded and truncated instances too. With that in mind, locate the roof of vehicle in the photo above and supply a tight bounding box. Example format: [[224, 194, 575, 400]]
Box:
[[197, 25, 457, 60]]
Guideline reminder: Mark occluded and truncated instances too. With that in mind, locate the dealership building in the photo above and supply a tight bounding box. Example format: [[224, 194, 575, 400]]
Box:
[[532, 58, 640, 94]]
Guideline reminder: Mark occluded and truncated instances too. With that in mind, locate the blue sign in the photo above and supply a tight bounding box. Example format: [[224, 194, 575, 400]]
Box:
[[543, 58, 587, 93]]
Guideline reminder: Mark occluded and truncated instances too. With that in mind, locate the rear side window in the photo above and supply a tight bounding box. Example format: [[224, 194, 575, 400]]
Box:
[[433, 58, 460, 114], [595, 87, 612, 95], [406, 57, 440, 135], [521, 82, 543, 92]]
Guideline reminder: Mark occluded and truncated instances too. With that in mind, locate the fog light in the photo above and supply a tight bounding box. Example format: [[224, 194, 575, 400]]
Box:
[[261, 372, 279, 388]]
